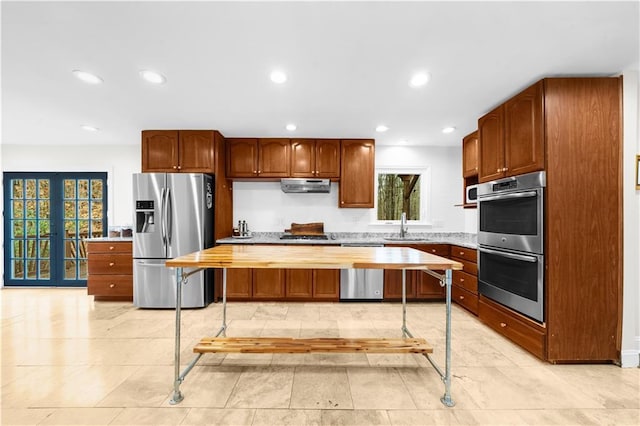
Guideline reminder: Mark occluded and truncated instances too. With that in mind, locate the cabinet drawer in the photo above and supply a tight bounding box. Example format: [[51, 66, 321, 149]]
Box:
[[451, 245, 477, 262], [452, 270, 477, 293], [86, 241, 132, 254], [478, 297, 546, 360], [419, 244, 450, 257], [453, 258, 477, 276], [87, 254, 133, 275], [87, 275, 133, 297], [452, 285, 478, 315]]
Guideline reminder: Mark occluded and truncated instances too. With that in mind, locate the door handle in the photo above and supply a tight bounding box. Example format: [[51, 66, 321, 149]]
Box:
[[479, 247, 538, 263]]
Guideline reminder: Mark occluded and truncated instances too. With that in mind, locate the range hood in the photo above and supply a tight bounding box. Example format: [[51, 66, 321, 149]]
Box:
[[280, 178, 331, 193]]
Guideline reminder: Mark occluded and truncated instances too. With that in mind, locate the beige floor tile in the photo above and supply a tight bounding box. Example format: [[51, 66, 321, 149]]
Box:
[[220, 353, 274, 366], [0, 408, 54, 425], [386, 409, 453, 425], [290, 366, 353, 409], [180, 408, 255, 425], [319, 409, 391, 425], [1, 366, 86, 408], [252, 408, 322, 426], [161, 365, 243, 408], [347, 367, 417, 410], [110, 407, 190, 425], [225, 366, 294, 408], [37, 407, 124, 425], [97, 365, 174, 407]]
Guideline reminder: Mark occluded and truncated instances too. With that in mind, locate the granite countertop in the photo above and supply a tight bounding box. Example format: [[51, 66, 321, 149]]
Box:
[[84, 237, 133, 242], [216, 232, 477, 249]]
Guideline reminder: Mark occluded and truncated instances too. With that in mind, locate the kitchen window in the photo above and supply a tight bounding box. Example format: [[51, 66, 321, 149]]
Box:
[[374, 167, 430, 224]]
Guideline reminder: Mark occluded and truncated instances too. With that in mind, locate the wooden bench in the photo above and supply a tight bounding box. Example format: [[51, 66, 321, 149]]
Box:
[[194, 337, 433, 354]]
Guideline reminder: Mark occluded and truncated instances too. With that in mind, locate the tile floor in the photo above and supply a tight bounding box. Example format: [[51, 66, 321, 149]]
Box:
[[1, 288, 639, 425]]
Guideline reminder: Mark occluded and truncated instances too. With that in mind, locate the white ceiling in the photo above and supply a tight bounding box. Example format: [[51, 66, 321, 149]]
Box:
[[2, 1, 638, 147]]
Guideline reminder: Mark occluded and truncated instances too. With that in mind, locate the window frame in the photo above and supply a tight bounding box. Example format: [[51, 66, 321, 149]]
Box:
[[371, 166, 432, 226]]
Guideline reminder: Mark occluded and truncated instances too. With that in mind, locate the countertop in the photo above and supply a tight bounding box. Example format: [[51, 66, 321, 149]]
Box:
[[216, 232, 477, 249], [84, 237, 133, 242]]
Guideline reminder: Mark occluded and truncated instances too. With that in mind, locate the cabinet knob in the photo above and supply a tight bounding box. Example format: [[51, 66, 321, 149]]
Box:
[[109, 246, 114, 250], [500, 322, 507, 328], [459, 251, 464, 255], [173, 165, 178, 169], [109, 262, 115, 267], [460, 278, 464, 282], [109, 283, 115, 288], [459, 295, 465, 300], [496, 168, 500, 173], [177, 166, 182, 170], [431, 249, 436, 253], [253, 170, 257, 174]]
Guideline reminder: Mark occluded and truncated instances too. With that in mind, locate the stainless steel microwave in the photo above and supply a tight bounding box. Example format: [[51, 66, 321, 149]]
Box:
[[465, 184, 478, 204]]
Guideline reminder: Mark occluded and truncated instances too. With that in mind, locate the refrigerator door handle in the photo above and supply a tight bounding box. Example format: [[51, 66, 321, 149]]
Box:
[[160, 187, 167, 248], [166, 187, 173, 245], [135, 260, 166, 267]]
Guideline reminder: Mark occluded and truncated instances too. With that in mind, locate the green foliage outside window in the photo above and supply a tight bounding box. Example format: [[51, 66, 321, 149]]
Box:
[[377, 174, 421, 220]]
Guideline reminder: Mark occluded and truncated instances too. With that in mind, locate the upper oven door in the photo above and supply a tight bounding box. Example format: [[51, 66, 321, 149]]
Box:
[[478, 186, 544, 253]]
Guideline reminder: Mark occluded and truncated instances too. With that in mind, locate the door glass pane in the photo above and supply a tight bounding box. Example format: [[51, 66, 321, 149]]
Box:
[[39, 201, 50, 218], [26, 259, 37, 279], [12, 260, 24, 279], [40, 260, 51, 279], [64, 180, 75, 198], [39, 240, 50, 258], [91, 179, 103, 199], [25, 179, 36, 199], [26, 220, 36, 237], [12, 220, 23, 238], [12, 180, 23, 198], [64, 260, 76, 279], [64, 201, 75, 218], [78, 179, 89, 199], [26, 200, 36, 218], [13, 201, 24, 218]]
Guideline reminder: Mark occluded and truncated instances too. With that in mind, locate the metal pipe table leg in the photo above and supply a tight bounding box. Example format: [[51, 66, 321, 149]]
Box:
[[402, 269, 408, 337], [441, 268, 455, 407], [169, 267, 185, 405]]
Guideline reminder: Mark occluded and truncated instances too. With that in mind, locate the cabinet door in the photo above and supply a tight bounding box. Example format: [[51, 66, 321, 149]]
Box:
[[142, 130, 179, 172], [225, 268, 252, 299], [415, 270, 445, 299], [478, 105, 505, 183], [227, 138, 258, 178], [258, 139, 290, 177], [383, 269, 416, 300], [253, 269, 285, 299], [290, 139, 315, 177], [286, 269, 313, 298], [179, 130, 215, 173], [504, 81, 545, 176], [339, 139, 375, 208], [462, 131, 479, 178], [315, 139, 340, 178], [313, 269, 340, 299]]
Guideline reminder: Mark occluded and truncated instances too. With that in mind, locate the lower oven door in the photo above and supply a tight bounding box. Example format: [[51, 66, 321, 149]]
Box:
[[478, 246, 544, 323]]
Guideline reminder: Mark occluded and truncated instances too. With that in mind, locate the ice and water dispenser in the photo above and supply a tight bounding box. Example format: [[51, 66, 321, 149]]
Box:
[[135, 200, 156, 233]]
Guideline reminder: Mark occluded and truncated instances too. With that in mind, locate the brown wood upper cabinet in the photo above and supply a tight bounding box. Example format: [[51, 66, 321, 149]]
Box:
[[226, 138, 291, 178], [142, 130, 216, 173], [339, 139, 375, 208], [478, 81, 544, 183], [290, 139, 340, 178], [462, 131, 479, 178]]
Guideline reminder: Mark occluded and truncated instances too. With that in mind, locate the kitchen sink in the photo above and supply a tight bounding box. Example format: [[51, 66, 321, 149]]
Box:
[[383, 236, 430, 241]]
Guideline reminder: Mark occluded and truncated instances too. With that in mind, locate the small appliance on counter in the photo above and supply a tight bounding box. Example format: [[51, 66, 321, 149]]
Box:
[[132, 173, 215, 308]]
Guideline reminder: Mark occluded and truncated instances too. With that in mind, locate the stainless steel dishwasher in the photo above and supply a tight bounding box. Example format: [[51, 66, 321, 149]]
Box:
[[340, 243, 384, 300]]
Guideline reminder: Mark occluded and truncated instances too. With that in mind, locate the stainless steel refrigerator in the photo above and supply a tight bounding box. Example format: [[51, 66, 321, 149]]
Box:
[[132, 173, 215, 308]]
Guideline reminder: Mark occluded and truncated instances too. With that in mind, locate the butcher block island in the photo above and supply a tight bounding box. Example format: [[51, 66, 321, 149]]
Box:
[[165, 245, 463, 407]]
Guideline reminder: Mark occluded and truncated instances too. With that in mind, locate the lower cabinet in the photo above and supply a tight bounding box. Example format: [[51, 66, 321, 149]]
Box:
[[226, 267, 339, 301], [478, 295, 546, 360], [86, 240, 133, 301], [383, 244, 448, 300], [450, 245, 478, 315]]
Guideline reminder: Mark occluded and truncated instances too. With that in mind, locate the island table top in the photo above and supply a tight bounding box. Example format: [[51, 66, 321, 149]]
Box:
[[165, 244, 463, 270]]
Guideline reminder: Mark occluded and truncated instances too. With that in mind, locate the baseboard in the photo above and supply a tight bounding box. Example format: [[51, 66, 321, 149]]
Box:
[[621, 349, 640, 368]]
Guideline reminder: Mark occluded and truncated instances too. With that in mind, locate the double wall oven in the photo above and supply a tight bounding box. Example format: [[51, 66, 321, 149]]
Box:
[[477, 171, 546, 323]]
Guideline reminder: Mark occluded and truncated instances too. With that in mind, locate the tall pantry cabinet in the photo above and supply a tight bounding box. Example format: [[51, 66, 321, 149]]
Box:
[[477, 77, 622, 363]]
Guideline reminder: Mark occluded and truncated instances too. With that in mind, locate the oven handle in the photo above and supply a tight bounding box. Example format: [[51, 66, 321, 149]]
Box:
[[479, 190, 538, 202], [478, 247, 538, 263]]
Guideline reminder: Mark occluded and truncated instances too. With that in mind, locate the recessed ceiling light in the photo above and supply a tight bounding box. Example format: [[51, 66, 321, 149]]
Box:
[[72, 70, 103, 84], [270, 70, 287, 84], [442, 126, 456, 134], [286, 123, 297, 131], [409, 72, 430, 88], [81, 125, 99, 132], [376, 125, 389, 132], [139, 70, 166, 84]]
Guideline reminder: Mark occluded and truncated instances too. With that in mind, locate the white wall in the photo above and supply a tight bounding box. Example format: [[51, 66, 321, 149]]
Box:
[[233, 145, 468, 233], [621, 69, 640, 368]]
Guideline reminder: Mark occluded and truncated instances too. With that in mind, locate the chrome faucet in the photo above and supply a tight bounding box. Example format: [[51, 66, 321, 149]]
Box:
[[400, 212, 408, 238]]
